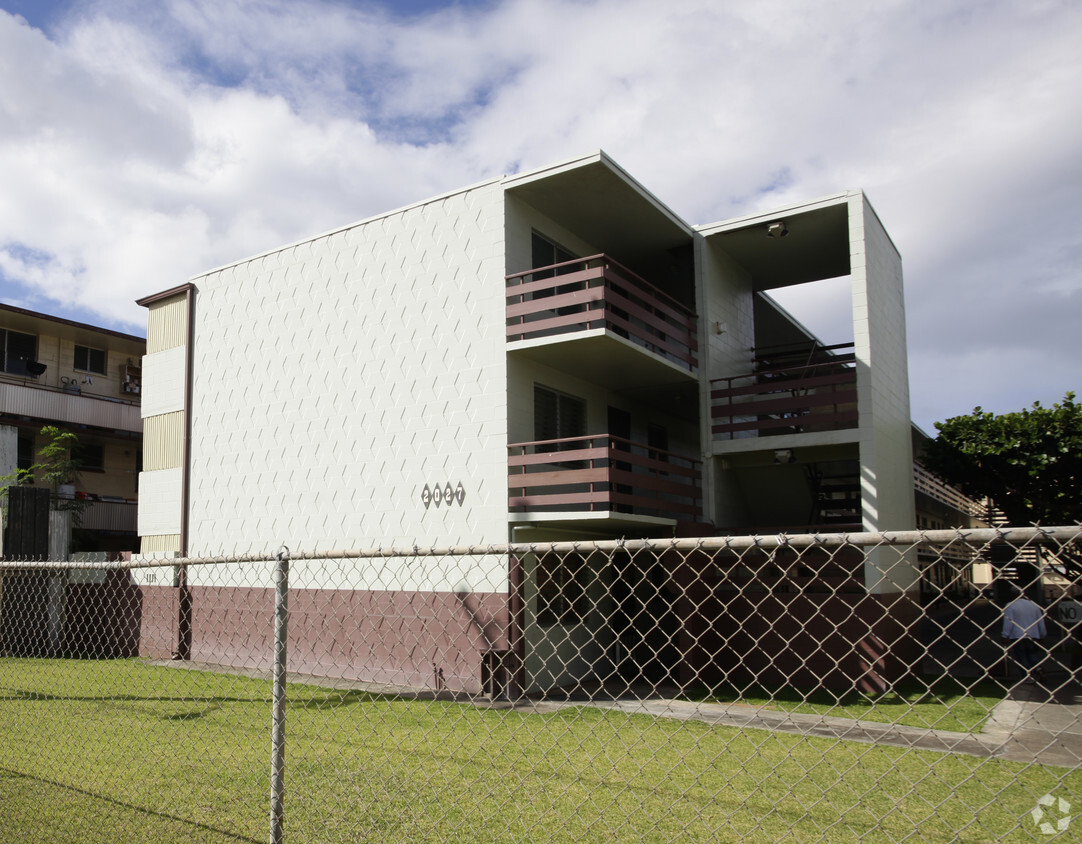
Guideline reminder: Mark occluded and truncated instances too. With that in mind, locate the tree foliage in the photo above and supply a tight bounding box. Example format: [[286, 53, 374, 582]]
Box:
[[922, 391, 1082, 526], [1, 426, 86, 518]]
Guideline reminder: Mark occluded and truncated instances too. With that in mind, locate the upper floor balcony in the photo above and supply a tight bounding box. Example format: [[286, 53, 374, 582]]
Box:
[[711, 342, 857, 442], [0, 374, 142, 434], [508, 434, 703, 526], [506, 255, 698, 390]]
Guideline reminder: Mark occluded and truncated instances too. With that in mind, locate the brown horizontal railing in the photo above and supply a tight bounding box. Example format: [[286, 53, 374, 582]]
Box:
[[506, 255, 697, 372], [711, 346, 857, 439], [508, 434, 702, 522]]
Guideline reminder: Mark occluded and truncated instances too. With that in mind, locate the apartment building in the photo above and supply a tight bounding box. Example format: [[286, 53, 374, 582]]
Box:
[[135, 151, 940, 691], [0, 305, 144, 658], [0, 303, 144, 553]]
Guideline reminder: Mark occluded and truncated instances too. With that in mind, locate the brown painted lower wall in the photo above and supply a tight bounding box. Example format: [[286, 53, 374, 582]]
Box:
[[137, 584, 180, 659], [666, 548, 922, 693], [157, 586, 512, 694], [5, 568, 920, 695], [677, 588, 921, 692]]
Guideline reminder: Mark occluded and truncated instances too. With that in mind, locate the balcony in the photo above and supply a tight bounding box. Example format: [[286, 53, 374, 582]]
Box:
[[79, 500, 138, 533], [506, 255, 698, 386], [0, 376, 141, 433], [508, 435, 703, 525], [711, 342, 857, 441]]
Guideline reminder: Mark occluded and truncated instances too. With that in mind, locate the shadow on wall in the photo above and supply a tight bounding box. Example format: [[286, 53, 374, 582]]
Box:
[[0, 569, 143, 659]]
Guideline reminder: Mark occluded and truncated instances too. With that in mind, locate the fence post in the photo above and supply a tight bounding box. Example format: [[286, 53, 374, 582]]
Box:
[[270, 546, 290, 844]]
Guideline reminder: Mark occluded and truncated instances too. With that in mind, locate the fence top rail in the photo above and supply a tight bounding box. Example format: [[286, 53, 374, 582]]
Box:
[[1, 526, 1078, 571]]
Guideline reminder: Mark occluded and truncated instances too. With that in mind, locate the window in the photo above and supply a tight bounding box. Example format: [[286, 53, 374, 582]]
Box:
[[0, 329, 38, 376], [534, 385, 586, 453], [73, 443, 104, 473], [74, 345, 107, 375], [536, 552, 590, 626], [531, 232, 577, 279], [17, 435, 34, 475]]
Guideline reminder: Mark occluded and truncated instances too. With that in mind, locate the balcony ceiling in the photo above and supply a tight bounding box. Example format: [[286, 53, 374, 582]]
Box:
[[701, 201, 851, 290], [508, 331, 699, 421], [504, 156, 694, 267]]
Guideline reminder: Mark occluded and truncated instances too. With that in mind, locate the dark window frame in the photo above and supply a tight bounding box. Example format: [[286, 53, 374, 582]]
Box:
[[74, 442, 105, 473], [74, 345, 107, 375], [0, 329, 39, 376]]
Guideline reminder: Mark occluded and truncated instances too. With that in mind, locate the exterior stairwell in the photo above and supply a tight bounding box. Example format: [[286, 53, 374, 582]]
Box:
[[806, 465, 862, 532]]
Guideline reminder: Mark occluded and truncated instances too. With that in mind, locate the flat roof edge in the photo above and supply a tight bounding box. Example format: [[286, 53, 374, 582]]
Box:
[[136, 282, 194, 308], [697, 191, 856, 236]]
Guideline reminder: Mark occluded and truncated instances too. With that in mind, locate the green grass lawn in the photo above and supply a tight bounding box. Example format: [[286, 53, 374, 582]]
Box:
[[682, 676, 1008, 733], [0, 658, 1076, 843]]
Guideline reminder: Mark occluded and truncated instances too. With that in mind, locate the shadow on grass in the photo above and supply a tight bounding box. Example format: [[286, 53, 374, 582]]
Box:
[[0, 766, 261, 844]]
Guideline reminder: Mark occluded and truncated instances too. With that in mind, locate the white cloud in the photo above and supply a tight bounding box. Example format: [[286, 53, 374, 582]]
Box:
[[0, 0, 1080, 429]]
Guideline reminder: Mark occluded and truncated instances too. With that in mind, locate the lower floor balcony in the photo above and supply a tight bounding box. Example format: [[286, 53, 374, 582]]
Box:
[[508, 435, 703, 525]]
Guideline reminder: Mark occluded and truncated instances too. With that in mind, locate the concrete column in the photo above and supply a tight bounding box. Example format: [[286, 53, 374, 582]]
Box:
[[849, 193, 918, 593]]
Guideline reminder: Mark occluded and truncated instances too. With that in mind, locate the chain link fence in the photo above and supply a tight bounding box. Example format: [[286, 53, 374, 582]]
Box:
[[2, 526, 1081, 842]]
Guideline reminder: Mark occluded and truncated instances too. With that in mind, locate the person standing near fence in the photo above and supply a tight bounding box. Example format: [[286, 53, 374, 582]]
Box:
[[1002, 586, 1047, 683]]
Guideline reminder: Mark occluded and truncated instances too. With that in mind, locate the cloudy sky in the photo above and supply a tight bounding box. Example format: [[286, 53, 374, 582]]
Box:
[[0, 0, 1079, 431]]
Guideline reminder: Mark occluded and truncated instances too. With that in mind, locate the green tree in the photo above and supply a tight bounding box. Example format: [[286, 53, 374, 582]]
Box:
[[1, 426, 87, 520], [922, 392, 1082, 526], [922, 392, 1082, 581]]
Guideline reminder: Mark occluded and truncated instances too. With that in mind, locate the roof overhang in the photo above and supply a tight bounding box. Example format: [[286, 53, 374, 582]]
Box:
[[503, 152, 695, 267], [0, 303, 145, 351], [698, 193, 854, 290]]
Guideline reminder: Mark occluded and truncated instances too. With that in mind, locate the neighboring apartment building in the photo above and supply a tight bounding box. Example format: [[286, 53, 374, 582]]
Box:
[[134, 151, 953, 692], [0, 303, 144, 553], [0, 305, 144, 658]]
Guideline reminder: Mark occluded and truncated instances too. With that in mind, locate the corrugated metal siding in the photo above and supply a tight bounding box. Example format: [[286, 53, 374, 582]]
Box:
[[143, 411, 185, 470], [140, 534, 181, 554], [146, 296, 188, 354], [0, 383, 142, 433]]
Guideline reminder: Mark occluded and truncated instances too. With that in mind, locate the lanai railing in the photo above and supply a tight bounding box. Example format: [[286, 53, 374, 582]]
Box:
[[711, 342, 857, 440], [508, 434, 702, 523], [506, 255, 697, 372]]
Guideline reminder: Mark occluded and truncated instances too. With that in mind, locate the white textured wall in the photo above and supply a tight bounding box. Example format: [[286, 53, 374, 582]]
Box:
[[137, 467, 184, 535], [185, 179, 508, 583], [141, 347, 186, 417], [850, 193, 917, 592]]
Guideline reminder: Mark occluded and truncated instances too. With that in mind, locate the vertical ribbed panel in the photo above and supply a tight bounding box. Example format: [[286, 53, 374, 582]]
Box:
[[146, 295, 188, 354], [143, 411, 185, 470], [140, 533, 181, 554]]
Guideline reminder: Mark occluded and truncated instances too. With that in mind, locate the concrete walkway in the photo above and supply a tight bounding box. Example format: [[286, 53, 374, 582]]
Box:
[[981, 682, 1082, 767], [536, 681, 1082, 769]]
